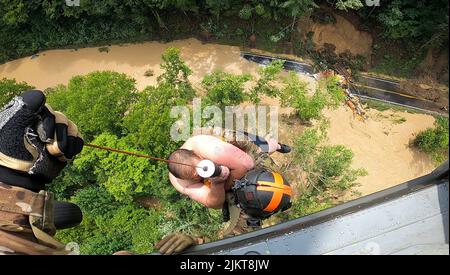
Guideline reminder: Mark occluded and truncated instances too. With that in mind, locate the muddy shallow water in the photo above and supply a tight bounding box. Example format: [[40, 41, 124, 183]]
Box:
[[0, 38, 292, 90], [0, 38, 437, 196]]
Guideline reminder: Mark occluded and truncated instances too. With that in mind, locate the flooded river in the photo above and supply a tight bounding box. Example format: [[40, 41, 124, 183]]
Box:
[[0, 38, 437, 196]]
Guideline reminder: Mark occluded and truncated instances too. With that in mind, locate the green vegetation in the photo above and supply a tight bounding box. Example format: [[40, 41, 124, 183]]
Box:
[[283, 121, 367, 219], [249, 60, 284, 103], [47, 71, 138, 140], [375, 0, 448, 47], [365, 0, 448, 78], [414, 117, 449, 164], [280, 74, 345, 123], [202, 60, 286, 107], [392, 116, 407, 125], [157, 47, 195, 101], [371, 48, 423, 78], [277, 74, 366, 219], [280, 72, 323, 122], [202, 71, 252, 108], [362, 99, 421, 114], [1, 1, 447, 81], [0, 78, 34, 107]]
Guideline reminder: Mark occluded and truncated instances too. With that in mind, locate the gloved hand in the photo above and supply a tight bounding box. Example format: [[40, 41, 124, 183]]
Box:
[[155, 232, 198, 255], [0, 90, 84, 190], [265, 134, 281, 154]]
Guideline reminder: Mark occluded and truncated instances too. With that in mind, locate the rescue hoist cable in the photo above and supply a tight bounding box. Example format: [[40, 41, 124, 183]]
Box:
[[84, 143, 205, 170]]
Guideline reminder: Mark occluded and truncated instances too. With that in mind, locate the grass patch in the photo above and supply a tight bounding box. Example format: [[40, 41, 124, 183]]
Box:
[[392, 116, 407, 124], [362, 98, 421, 114]]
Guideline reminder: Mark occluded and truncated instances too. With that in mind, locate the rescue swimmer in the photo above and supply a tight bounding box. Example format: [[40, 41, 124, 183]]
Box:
[[156, 128, 293, 255]]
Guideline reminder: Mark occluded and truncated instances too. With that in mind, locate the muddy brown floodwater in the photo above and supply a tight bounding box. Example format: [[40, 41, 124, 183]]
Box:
[[0, 38, 438, 196]]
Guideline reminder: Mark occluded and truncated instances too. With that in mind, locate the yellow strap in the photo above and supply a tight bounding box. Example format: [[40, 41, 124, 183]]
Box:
[[222, 204, 241, 237]]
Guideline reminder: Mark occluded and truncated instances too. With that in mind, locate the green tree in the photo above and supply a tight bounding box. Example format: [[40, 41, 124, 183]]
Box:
[[57, 204, 163, 255], [282, 0, 318, 36], [376, 0, 449, 48], [46, 71, 138, 141], [78, 133, 172, 203], [321, 75, 346, 107], [72, 185, 118, 217], [335, 0, 364, 10], [123, 86, 183, 155], [205, 0, 231, 23], [157, 47, 195, 101], [0, 78, 34, 107], [202, 70, 252, 108], [249, 60, 284, 103]]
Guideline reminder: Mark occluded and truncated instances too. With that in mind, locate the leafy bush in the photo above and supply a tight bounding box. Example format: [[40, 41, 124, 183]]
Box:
[[81, 231, 132, 255], [280, 74, 345, 122], [46, 71, 138, 141], [202, 70, 252, 108], [320, 76, 347, 107], [78, 133, 171, 203], [161, 198, 223, 239], [280, 72, 326, 122], [0, 78, 34, 107], [47, 163, 97, 201], [157, 47, 195, 101], [376, 0, 448, 43], [414, 117, 449, 164], [123, 86, 183, 155], [285, 122, 367, 219], [130, 209, 164, 254], [238, 5, 253, 20], [249, 60, 284, 103], [335, 0, 364, 10], [72, 186, 118, 217]]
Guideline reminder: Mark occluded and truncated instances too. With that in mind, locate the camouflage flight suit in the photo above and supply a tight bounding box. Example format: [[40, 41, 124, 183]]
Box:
[[192, 127, 280, 237], [0, 182, 72, 255]]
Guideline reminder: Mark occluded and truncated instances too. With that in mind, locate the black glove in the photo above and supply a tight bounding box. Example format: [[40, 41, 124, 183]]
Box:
[[0, 90, 84, 191]]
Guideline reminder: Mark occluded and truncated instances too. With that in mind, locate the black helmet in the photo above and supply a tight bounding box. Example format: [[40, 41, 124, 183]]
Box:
[[233, 168, 292, 221]]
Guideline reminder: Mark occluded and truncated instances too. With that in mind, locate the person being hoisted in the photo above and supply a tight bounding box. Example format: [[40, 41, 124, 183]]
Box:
[[155, 127, 293, 255]]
